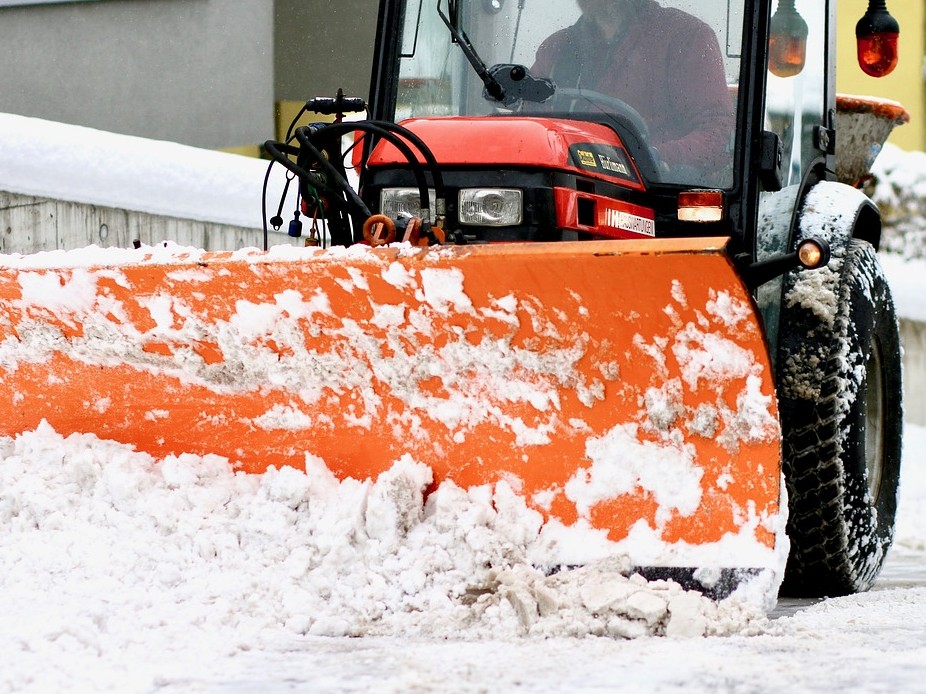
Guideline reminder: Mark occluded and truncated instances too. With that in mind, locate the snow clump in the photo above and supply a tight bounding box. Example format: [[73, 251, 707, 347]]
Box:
[[0, 423, 768, 658]]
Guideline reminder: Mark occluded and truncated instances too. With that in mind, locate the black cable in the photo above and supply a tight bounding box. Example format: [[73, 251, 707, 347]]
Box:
[[265, 116, 448, 248], [366, 120, 446, 202], [298, 124, 430, 221], [312, 121, 446, 207], [304, 121, 442, 225], [293, 127, 373, 219], [261, 160, 274, 252], [285, 104, 310, 144], [275, 173, 295, 227], [342, 132, 364, 168], [264, 99, 369, 249], [263, 140, 355, 213]]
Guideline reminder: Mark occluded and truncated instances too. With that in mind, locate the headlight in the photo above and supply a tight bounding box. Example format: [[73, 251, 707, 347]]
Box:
[[380, 188, 436, 221], [458, 189, 523, 227]]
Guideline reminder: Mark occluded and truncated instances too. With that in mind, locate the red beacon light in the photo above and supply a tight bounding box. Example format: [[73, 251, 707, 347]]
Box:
[[768, 0, 808, 78], [856, 0, 900, 77]]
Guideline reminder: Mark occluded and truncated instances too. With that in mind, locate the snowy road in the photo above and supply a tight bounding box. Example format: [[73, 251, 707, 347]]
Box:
[[145, 548, 926, 694], [152, 429, 926, 692], [136, 557, 926, 694], [3, 425, 924, 694], [770, 551, 926, 619]]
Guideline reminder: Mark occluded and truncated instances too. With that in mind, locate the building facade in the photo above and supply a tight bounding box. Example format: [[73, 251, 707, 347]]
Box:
[[0, 0, 378, 151]]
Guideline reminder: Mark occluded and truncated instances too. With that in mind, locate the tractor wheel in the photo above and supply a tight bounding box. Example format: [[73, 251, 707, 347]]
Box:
[[777, 239, 902, 597]]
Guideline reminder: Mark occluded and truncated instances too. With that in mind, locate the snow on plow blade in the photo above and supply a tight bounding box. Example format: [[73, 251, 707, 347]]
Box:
[[0, 237, 784, 595]]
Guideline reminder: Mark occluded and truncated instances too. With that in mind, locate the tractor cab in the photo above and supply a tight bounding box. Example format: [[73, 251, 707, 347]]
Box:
[[256, 0, 909, 600], [360, 1, 900, 262], [364, 0, 753, 245], [383, 0, 739, 188], [362, 0, 823, 247]]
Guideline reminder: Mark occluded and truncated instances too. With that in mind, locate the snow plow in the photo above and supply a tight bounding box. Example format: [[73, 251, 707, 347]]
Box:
[[0, 0, 906, 602]]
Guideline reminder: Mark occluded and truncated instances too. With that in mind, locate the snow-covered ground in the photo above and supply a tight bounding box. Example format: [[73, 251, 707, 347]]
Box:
[[1, 116, 926, 692], [1, 422, 924, 693]]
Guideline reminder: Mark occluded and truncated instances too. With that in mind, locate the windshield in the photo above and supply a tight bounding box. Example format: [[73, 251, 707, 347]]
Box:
[[395, 0, 746, 187]]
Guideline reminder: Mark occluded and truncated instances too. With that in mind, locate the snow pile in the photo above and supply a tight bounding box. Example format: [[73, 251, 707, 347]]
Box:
[[0, 112, 284, 230], [870, 143, 926, 259], [881, 253, 926, 323], [0, 423, 769, 688]]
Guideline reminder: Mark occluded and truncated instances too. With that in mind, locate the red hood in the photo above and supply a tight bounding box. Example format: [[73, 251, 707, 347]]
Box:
[[367, 117, 646, 191]]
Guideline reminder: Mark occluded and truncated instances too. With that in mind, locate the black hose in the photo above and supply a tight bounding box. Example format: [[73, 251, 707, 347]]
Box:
[[264, 117, 447, 247], [366, 120, 446, 203], [311, 121, 446, 208], [261, 160, 274, 252], [293, 127, 373, 219], [300, 122, 435, 222], [263, 140, 355, 215]]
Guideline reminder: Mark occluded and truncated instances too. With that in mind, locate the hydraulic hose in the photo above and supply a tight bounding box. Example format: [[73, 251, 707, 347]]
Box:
[[263, 118, 447, 247], [302, 122, 437, 223], [314, 120, 446, 215], [262, 140, 363, 249], [358, 120, 447, 207], [263, 140, 353, 211], [293, 127, 373, 219]]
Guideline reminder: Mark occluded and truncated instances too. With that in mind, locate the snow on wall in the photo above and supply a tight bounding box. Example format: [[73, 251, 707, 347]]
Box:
[[0, 112, 287, 230]]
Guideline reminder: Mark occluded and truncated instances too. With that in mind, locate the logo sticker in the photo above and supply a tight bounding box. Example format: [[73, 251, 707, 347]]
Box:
[[569, 144, 638, 183], [597, 154, 630, 176], [576, 149, 598, 168], [599, 201, 655, 237]]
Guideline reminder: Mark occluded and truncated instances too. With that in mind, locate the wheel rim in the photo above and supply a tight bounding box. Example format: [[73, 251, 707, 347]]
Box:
[[865, 338, 886, 502]]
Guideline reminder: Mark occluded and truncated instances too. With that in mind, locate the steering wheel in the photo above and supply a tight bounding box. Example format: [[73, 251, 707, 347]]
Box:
[[523, 87, 663, 180], [543, 88, 650, 139]]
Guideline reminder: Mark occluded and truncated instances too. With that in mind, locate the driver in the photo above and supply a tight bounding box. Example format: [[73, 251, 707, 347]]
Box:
[[531, 0, 735, 174]]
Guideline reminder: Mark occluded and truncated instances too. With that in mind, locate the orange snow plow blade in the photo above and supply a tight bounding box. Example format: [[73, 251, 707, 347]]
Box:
[[0, 238, 783, 587]]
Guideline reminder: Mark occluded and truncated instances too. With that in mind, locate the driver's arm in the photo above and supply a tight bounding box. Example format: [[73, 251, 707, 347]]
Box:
[[530, 15, 734, 174], [651, 21, 734, 172], [531, 28, 577, 87]]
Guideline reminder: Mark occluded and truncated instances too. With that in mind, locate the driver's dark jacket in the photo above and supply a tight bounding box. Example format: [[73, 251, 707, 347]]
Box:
[[531, 0, 735, 171]]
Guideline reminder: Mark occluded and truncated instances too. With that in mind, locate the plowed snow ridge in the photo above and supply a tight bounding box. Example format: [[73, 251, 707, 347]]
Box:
[[0, 424, 766, 658]]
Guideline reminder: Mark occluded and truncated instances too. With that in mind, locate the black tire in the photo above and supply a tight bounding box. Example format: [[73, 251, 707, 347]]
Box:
[[777, 239, 903, 597]]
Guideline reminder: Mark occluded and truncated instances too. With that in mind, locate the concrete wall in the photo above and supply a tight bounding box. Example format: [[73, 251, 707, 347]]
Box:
[[901, 319, 926, 427], [0, 191, 297, 254], [0, 0, 275, 150]]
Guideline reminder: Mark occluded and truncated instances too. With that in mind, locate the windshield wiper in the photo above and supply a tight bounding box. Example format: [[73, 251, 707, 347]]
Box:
[[436, 0, 506, 103]]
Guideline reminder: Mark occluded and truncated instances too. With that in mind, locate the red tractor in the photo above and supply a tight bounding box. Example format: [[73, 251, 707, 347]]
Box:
[[0, 0, 908, 605]]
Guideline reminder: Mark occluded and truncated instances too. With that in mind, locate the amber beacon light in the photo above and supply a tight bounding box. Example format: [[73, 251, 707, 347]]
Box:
[[856, 0, 900, 77], [768, 0, 808, 77]]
